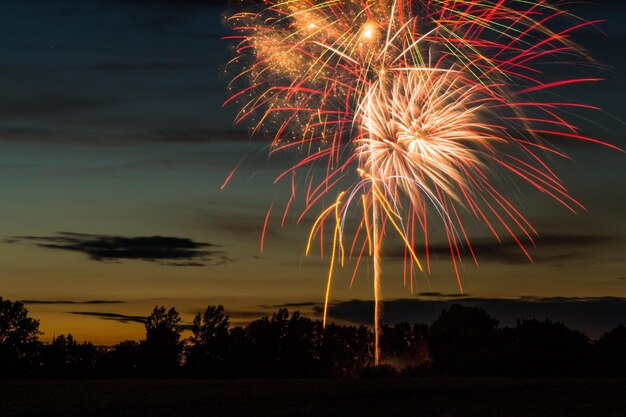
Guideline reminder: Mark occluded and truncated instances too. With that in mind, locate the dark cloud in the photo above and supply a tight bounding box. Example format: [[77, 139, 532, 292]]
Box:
[[144, 128, 249, 144], [7, 232, 229, 266], [20, 300, 124, 305], [226, 310, 269, 319], [263, 302, 321, 309], [321, 297, 626, 338], [140, 19, 223, 40], [0, 127, 59, 143], [0, 127, 128, 145], [69, 311, 146, 324], [418, 292, 469, 298], [70, 311, 194, 330], [111, 2, 226, 40], [0, 127, 250, 145], [209, 213, 281, 238], [113, 0, 222, 9], [0, 94, 120, 118], [76, 62, 205, 72], [0, 127, 118, 147], [386, 234, 615, 265]]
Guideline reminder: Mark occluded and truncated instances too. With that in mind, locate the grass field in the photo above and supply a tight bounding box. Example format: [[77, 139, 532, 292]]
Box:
[[1, 378, 625, 417]]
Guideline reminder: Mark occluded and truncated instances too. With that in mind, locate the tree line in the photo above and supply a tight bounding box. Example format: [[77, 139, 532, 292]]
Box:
[[1, 296, 625, 378]]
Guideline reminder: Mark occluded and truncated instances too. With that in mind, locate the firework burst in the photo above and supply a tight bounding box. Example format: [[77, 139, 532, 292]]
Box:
[[223, 0, 616, 364]]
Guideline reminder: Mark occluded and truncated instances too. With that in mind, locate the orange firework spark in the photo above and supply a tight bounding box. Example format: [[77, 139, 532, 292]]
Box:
[[223, 0, 617, 364]]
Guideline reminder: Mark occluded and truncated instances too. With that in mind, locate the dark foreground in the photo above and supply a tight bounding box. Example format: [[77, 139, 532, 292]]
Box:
[[1, 378, 625, 417]]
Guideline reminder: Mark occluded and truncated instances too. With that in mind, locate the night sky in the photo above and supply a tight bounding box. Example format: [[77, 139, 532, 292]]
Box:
[[1, 0, 624, 345]]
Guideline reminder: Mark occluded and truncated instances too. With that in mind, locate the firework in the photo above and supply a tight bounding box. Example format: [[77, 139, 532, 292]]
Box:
[[224, 0, 615, 364]]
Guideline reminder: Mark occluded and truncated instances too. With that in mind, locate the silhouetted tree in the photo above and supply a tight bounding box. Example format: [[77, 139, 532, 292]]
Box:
[[185, 305, 231, 377], [410, 323, 430, 363], [593, 325, 626, 377], [42, 334, 98, 378], [242, 308, 289, 377], [139, 306, 182, 376], [380, 322, 410, 359], [227, 325, 250, 377], [2, 296, 622, 379], [232, 309, 320, 377], [279, 311, 317, 376], [429, 305, 501, 375], [501, 319, 591, 377], [380, 322, 430, 368], [0, 297, 41, 377], [317, 323, 373, 376], [98, 340, 140, 377]]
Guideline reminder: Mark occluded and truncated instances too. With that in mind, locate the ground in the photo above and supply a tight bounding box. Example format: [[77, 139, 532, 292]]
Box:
[[1, 378, 625, 417]]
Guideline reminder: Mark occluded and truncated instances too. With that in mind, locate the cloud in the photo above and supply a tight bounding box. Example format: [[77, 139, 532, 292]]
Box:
[[0, 127, 61, 143], [0, 127, 128, 145], [225, 310, 270, 322], [76, 61, 205, 72], [0, 127, 251, 145], [386, 234, 615, 265], [224, 310, 269, 318], [142, 128, 250, 144], [0, 93, 120, 118], [7, 232, 230, 266], [210, 215, 273, 237], [69, 312, 146, 324], [321, 297, 626, 338], [69, 311, 194, 330], [417, 292, 469, 298], [205, 207, 304, 240], [263, 302, 322, 309], [20, 300, 125, 305], [109, 2, 226, 40], [113, 0, 222, 9]]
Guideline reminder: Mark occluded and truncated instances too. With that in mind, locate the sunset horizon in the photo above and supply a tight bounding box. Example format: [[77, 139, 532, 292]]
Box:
[[2, 0, 624, 347], [2, 1, 625, 416]]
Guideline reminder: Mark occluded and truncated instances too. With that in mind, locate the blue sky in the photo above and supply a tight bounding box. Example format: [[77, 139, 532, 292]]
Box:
[[0, 0, 624, 343]]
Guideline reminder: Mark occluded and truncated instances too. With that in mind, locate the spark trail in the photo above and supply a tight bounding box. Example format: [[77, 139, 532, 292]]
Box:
[[224, 0, 616, 364]]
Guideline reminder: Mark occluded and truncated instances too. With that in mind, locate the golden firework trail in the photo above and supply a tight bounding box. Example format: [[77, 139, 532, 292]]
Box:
[[223, 0, 618, 364]]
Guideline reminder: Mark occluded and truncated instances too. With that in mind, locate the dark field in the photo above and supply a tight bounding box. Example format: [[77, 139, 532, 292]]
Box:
[[1, 378, 625, 417]]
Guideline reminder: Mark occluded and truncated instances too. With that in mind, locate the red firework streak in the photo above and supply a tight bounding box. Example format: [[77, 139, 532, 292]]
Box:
[[222, 0, 620, 364]]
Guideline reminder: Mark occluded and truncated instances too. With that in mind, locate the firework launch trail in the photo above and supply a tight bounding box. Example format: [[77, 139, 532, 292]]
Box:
[[224, 0, 617, 364]]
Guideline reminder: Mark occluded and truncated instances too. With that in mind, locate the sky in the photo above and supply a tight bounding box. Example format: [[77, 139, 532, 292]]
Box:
[[0, 0, 624, 344]]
